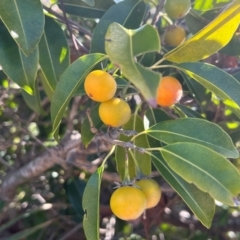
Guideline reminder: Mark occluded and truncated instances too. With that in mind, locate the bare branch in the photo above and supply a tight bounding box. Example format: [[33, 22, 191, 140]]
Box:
[[0, 131, 111, 201]]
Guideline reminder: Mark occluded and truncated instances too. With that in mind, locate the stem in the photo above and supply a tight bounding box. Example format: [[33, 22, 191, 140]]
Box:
[[130, 131, 145, 142], [150, 58, 166, 69], [145, 147, 162, 151], [129, 150, 144, 179], [121, 81, 131, 99], [123, 149, 131, 183], [101, 146, 116, 167], [150, 64, 173, 70]]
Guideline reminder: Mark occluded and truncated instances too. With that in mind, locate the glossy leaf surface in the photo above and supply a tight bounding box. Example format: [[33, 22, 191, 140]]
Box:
[[160, 142, 240, 206], [51, 53, 107, 140], [151, 152, 215, 228], [91, 0, 146, 53], [164, 0, 240, 63], [146, 118, 239, 158], [105, 23, 160, 105], [0, 0, 44, 55]]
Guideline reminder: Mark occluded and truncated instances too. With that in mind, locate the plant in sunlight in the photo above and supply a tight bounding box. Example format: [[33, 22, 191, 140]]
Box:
[[1, 0, 240, 239]]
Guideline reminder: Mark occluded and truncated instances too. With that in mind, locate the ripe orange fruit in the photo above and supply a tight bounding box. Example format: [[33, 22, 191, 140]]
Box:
[[99, 98, 131, 127], [164, 0, 191, 19], [156, 76, 183, 107], [163, 25, 186, 47], [84, 70, 117, 102], [136, 178, 161, 209], [110, 186, 147, 220]]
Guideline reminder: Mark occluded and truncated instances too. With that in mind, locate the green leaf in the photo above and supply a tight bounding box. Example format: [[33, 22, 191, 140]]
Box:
[[83, 166, 104, 240], [175, 62, 240, 119], [145, 118, 239, 158], [174, 104, 204, 119], [151, 152, 215, 228], [81, 104, 103, 147], [21, 78, 45, 115], [116, 115, 151, 180], [0, 21, 39, 94], [39, 70, 54, 100], [91, 0, 146, 54], [185, 9, 209, 34], [0, 0, 44, 55], [39, 16, 70, 92], [66, 178, 86, 217], [105, 23, 161, 105], [144, 108, 171, 148], [5, 219, 55, 240], [144, 108, 171, 128], [51, 53, 107, 140], [81, 0, 94, 6], [181, 71, 211, 108], [220, 34, 240, 56], [194, 0, 232, 11], [160, 142, 240, 206], [164, 0, 240, 63], [58, 0, 115, 18]]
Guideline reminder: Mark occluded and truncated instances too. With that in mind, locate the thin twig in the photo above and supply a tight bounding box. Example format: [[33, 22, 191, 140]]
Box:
[[42, 5, 92, 37], [59, 223, 83, 240], [60, 0, 82, 56]]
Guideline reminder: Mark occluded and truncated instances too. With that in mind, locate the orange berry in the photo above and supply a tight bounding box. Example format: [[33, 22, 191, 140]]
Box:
[[84, 70, 117, 102], [156, 76, 183, 107]]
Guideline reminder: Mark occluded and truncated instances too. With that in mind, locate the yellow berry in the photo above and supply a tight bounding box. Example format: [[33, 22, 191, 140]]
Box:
[[163, 25, 186, 47], [84, 70, 117, 102], [110, 186, 147, 220], [99, 98, 131, 127], [136, 178, 161, 209]]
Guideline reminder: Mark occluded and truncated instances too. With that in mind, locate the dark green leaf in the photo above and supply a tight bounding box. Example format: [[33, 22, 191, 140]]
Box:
[[175, 62, 240, 119], [83, 166, 104, 240], [139, 52, 156, 67], [151, 152, 215, 228], [220, 34, 240, 56], [66, 178, 86, 217], [144, 108, 171, 127], [0, 21, 39, 94], [105, 23, 160, 105], [146, 118, 239, 158], [21, 78, 45, 115], [81, 104, 103, 147], [160, 142, 240, 206], [181, 71, 211, 108], [185, 9, 209, 35], [0, 0, 44, 55], [91, 0, 146, 54], [51, 53, 107, 140], [116, 115, 151, 179], [174, 104, 204, 118], [39, 70, 54, 100], [39, 16, 70, 92], [58, 0, 115, 18]]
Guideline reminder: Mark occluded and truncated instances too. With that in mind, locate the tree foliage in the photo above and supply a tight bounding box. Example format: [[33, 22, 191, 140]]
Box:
[[0, 0, 240, 239]]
